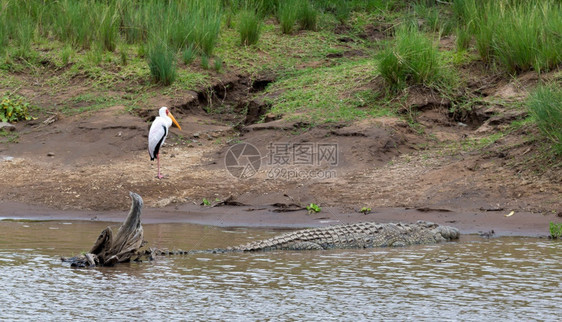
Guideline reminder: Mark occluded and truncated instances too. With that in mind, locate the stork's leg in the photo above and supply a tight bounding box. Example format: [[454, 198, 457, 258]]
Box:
[[156, 153, 164, 179]]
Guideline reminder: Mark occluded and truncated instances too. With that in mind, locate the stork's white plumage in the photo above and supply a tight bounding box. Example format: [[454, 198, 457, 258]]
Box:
[[148, 106, 181, 179]]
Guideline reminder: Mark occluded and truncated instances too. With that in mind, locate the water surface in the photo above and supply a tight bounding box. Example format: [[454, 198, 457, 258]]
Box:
[[0, 220, 560, 320]]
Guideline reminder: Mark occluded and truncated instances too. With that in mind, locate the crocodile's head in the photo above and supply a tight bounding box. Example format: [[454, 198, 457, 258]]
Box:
[[416, 221, 460, 241], [434, 225, 460, 241]]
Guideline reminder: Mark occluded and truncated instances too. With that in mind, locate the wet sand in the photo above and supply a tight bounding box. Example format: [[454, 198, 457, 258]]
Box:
[[0, 200, 555, 237]]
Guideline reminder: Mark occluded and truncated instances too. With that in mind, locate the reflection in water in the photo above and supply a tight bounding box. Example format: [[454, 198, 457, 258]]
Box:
[[0, 221, 560, 320]]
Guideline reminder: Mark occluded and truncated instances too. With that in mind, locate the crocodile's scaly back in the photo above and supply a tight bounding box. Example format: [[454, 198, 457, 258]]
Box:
[[223, 221, 459, 252]]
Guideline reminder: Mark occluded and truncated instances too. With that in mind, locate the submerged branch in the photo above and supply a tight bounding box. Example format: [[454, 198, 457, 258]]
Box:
[[61, 192, 147, 268]]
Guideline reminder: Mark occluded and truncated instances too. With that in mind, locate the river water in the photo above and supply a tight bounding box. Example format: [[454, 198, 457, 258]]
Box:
[[0, 220, 560, 320]]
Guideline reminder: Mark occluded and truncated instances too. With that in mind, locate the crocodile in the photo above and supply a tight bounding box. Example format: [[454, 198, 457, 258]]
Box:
[[152, 220, 460, 256], [225, 221, 458, 251], [63, 192, 460, 266]]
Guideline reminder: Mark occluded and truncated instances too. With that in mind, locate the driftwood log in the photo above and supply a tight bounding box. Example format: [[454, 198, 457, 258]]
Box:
[[62, 192, 147, 267]]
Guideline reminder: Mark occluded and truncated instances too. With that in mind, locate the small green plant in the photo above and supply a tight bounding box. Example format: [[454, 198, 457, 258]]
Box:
[[202, 198, 211, 206], [306, 203, 321, 214], [360, 207, 372, 215], [549, 222, 562, 239], [527, 84, 562, 155], [1, 94, 33, 122]]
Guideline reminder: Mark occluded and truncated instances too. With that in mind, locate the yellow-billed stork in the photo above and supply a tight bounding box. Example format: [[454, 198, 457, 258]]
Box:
[[148, 106, 181, 179]]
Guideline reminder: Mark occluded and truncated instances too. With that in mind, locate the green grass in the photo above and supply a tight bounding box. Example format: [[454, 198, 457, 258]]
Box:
[[60, 45, 73, 66], [549, 222, 562, 239], [454, 0, 562, 74], [214, 56, 223, 72], [265, 59, 393, 123], [278, 0, 300, 34], [527, 84, 562, 155], [0, 129, 19, 143], [147, 40, 176, 86], [413, 2, 454, 36], [119, 0, 222, 56], [378, 25, 445, 91], [201, 54, 210, 70], [51, 0, 97, 49], [0, 0, 224, 85], [182, 45, 197, 65], [238, 9, 263, 46], [455, 26, 471, 51], [97, 4, 120, 52], [330, 0, 352, 24], [299, 1, 318, 31], [61, 93, 120, 115], [217, 22, 350, 73]]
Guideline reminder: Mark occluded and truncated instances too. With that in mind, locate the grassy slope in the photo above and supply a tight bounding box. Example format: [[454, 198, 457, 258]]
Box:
[[0, 1, 560, 166]]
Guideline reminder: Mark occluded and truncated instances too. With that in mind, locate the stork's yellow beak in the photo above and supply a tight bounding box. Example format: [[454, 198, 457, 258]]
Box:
[[169, 112, 182, 130]]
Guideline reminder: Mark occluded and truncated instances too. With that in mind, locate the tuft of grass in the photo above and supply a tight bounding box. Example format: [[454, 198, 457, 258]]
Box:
[[147, 40, 176, 86], [455, 26, 471, 51], [119, 45, 128, 66], [454, 0, 562, 74], [333, 0, 351, 24], [61, 45, 73, 66], [120, 0, 148, 44], [238, 8, 262, 46], [15, 17, 35, 55], [527, 84, 562, 155], [188, 0, 222, 56], [182, 44, 196, 65], [51, 0, 96, 49], [549, 222, 562, 239], [378, 25, 443, 91], [214, 56, 223, 72], [86, 47, 103, 66], [0, 11, 7, 56], [97, 4, 120, 52], [200, 54, 210, 70], [414, 2, 454, 36], [299, 1, 318, 31], [278, 0, 299, 34]]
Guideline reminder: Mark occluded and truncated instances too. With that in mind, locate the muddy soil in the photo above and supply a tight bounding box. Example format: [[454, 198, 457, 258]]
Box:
[[1, 70, 561, 236]]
